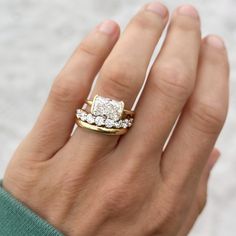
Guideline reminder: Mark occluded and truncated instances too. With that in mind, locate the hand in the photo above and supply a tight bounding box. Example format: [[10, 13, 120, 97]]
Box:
[[3, 2, 229, 236]]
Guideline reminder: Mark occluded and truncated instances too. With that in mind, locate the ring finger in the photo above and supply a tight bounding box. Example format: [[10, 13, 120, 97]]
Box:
[[68, 2, 169, 154]]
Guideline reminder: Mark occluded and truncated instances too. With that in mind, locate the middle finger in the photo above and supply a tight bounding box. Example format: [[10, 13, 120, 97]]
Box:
[[123, 5, 201, 157]]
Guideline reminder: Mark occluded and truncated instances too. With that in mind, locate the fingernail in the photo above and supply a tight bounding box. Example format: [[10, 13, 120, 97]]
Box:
[[98, 20, 117, 35], [146, 1, 168, 18], [178, 5, 199, 18], [206, 35, 225, 49]]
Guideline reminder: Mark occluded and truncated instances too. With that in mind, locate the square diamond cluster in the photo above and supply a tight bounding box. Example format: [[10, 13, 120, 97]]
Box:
[[91, 96, 124, 121]]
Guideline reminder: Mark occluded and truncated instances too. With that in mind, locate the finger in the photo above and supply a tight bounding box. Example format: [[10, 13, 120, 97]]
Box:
[[21, 21, 120, 160], [122, 5, 201, 157], [162, 35, 229, 189], [94, 1, 168, 107], [69, 2, 169, 154], [176, 148, 220, 236]]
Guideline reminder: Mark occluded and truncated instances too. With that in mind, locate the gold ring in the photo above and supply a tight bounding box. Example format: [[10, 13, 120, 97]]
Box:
[[75, 95, 134, 136]]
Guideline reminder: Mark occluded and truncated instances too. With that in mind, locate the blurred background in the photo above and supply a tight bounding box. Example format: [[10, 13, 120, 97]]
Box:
[[0, 0, 235, 235]]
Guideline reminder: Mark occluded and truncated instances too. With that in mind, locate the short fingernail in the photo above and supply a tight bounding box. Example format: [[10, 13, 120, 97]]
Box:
[[177, 5, 199, 18], [146, 1, 168, 18], [206, 35, 225, 49], [98, 20, 118, 35]]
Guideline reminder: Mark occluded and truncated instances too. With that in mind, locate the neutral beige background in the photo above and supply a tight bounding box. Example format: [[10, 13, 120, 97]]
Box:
[[0, 0, 235, 235]]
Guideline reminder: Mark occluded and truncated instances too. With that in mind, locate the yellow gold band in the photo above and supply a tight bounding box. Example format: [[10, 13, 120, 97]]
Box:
[[76, 119, 128, 136]]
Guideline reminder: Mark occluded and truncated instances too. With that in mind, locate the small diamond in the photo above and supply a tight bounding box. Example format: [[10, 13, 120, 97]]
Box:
[[105, 119, 114, 128], [122, 123, 128, 128], [128, 118, 134, 127], [76, 109, 82, 115], [122, 119, 129, 128], [76, 109, 84, 117], [95, 116, 105, 126], [80, 113, 87, 121], [114, 120, 122, 129], [76, 109, 87, 121], [86, 114, 95, 124]]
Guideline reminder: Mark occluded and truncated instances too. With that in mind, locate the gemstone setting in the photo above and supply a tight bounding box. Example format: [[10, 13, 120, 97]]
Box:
[[76, 109, 87, 121], [91, 95, 124, 121], [95, 116, 105, 126], [122, 119, 129, 128], [86, 114, 95, 124], [105, 119, 115, 128]]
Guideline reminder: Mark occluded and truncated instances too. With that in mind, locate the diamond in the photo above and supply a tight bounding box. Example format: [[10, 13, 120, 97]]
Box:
[[76, 109, 84, 118], [80, 113, 87, 121], [122, 123, 128, 128], [122, 119, 129, 128], [76, 109, 87, 121], [76, 109, 82, 115], [91, 96, 124, 121], [105, 119, 115, 128], [114, 120, 123, 129], [86, 114, 95, 124], [128, 118, 134, 127], [95, 116, 105, 126]]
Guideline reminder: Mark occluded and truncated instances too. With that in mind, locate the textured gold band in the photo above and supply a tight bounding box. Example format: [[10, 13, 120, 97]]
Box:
[[76, 119, 128, 136]]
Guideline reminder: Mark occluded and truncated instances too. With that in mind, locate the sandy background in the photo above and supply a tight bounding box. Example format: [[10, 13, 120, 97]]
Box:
[[0, 0, 235, 235]]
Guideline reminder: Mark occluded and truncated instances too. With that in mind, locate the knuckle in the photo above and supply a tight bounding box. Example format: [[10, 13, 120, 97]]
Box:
[[151, 64, 194, 101], [100, 63, 142, 99], [49, 77, 83, 105], [154, 183, 192, 228], [101, 186, 133, 216], [188, 101, 227, 134], [61, 173, 83, 193], [78, 40, 99, 57], [158, 207, 177, 229], [148, 198, 181, 234]]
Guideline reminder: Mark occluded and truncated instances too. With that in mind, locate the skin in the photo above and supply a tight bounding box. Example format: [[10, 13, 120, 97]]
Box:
[[2, 2, 229, 236]]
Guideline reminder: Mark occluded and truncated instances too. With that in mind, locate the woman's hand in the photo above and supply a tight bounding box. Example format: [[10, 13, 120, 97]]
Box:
[[3, 2, 229, 236]]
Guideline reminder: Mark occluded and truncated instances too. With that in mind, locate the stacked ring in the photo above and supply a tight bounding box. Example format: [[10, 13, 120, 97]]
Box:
[[75, 95, 134, 135]]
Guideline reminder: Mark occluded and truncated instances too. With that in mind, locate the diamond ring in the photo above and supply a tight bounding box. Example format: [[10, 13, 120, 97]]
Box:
[[75, 95, 134, 135]]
